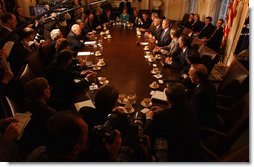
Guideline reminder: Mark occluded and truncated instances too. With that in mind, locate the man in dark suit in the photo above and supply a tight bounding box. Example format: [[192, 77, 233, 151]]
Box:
[[45, 50, 96, 110], [119, 0, 132, 14], [137, 13, 152, 30], [156, 19, 171, 47], [188, 64, 218, 128], [164, 34, 191, 71], [191, 14, 205, 33], [79, 84, 119, 129], [145, 17, 162, 40], [93, 9, 103, 29], [66, 24, 83, 51], [19, 77, 57, 155], [206, 19, 224, 53], [101, 9, 115, 24], [0, 13, 28, 76], [198, 16, 215, 39], [144, 83, 201, 161], [129, 9, 140, 27]]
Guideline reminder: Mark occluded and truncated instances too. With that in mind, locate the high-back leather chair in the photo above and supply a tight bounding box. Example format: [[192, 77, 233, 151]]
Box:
[[200, 92, 249, 161]]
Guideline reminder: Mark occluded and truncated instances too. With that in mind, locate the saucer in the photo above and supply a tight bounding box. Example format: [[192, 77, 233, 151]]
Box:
[[97, 63, 106, 67], [117, 98, 129, 105], [148, 58, 155, 63], [93, 66, 101, 71], [95, 53, 102, 56], [149, 83, 159, 89], [141, 101, 152, 108], [151, 70, 161, 74], [123, 107, 135, 114], [155, 55, 161, 60], [99, 80, 109, 85]]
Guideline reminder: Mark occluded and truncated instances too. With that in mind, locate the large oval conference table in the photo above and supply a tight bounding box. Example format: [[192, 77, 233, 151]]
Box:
[[77, 24, 180, 112]]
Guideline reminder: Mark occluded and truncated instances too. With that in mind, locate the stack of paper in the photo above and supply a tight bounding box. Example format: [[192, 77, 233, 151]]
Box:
[[77, 52, 91, 56], [151, 90, 167, 102], [14, 112, 32, 140], [84, 41, 96, 45], [74, 99, 95, 112]]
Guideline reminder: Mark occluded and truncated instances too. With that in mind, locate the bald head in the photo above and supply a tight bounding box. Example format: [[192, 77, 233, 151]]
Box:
[[189, 64, 208, 84], [71, 24, 81, 36]]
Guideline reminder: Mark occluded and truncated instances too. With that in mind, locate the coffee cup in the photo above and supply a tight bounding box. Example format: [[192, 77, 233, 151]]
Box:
[[93, 64, 99, 69], [106, 30, 110, 34], [100, 77, 106, 82], [125, 103, 132, 111], [143, 98, 151, 106], [107, 34, 112, 38], [153, 68, 159, 73], [99, 58, 104, 64], [119, 93, 126, 102], [95, 51, 100, 55], [127, 94, 136, 104], [152, 81, 159, 87]]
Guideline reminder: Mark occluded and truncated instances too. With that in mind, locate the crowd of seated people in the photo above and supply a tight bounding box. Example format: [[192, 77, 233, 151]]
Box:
[[0, 3, 247, 162]]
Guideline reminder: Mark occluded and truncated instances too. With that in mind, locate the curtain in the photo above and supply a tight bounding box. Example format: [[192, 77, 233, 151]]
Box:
[[194, 0, 219, 21], [223, 0, 249, 66], [163, 0, 188, 21]]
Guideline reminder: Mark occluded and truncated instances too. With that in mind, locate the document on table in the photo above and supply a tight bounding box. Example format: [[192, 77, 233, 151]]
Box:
[[14, 112, 32, 140], [77, 52, 92, 56], [84, 41, 96, 45], [151, 90, 167, 102], [74, 99, 95, 112]]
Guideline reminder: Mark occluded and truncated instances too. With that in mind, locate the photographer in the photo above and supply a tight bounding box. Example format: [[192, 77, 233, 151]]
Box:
[[26, 111, 122, 161], [144, 82, 201, 161], [88, 110, 152, 162]]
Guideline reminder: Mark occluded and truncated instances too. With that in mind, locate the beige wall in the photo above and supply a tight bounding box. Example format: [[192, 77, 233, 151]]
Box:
[[16, 0, 36, 18]]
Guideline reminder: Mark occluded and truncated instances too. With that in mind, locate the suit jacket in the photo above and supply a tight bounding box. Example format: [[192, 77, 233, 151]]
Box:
[[129, 15, 140, 26], [191, 20, 205, 33], [150, 25, 162, 40], [66, 31, 83, 51], [169, 47, 189, 71], [19, 100, 56, 154], [141, 18, 152, 29], [190, 81, 218, 128], [198, 23, 215, 39], [94, 14, 103, 27], [101, 13, 115, 23], [206, 27, 224, 53], [79, 107, 109, 129], [156, 28, 171, 47], [163, 38, 181, 57], [144, 104, 201, 161], [0, 27, 28, 76], [45, 64, 90, 110]]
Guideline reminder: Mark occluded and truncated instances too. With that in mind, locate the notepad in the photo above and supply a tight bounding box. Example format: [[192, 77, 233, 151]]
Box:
[[77, 52, 91, 56], [151, 90, 167, 102], [14, 112, 32, 140], [74, 99, 95, 112], [140, 42, 149, 46], [84, 41, 96, 45], [2, 41, 14, 57]]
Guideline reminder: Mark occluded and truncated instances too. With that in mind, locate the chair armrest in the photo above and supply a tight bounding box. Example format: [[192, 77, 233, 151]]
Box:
[[200, 127, 230, 139]]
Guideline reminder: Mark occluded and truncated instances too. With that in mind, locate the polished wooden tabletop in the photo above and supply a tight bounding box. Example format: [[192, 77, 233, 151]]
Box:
[[78, 24, 180, 111]]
